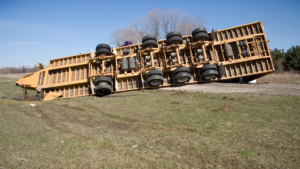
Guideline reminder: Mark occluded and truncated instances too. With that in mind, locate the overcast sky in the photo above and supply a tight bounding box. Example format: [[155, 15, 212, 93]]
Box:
[[0, 0, 299, 67]]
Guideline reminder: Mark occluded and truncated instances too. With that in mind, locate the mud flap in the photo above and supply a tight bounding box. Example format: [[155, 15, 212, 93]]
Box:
[[218, 63, 225, 78], [43, 92, 62, 101], [36, 85, 42, 93]]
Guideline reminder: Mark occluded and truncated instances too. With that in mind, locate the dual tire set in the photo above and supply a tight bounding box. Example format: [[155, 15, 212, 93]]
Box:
[[141, 31, 185, 48], [146, 64, 219, 87], [94, 77, 112, 96], [96, 44, 112, 56], [94, 64, 220, 96], [96, 27, 211, 56], [146, 67, 192, 87], [141, 27, 210, 49]]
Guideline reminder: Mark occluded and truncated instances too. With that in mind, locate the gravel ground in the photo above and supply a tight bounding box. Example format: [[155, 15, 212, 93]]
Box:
[[160, 83, 300, 96]]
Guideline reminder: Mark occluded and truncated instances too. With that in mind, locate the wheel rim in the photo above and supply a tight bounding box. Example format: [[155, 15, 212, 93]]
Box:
[[150, 80, 161, 86], [177, 77, 189, 83], [204, 75, 216, 80]]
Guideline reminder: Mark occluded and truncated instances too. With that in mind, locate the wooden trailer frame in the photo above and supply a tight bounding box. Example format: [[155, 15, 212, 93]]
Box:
[[16, 21, 275, 99]]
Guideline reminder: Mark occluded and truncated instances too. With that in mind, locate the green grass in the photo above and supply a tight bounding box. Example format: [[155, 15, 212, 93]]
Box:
[[0, 77, 300, 168]]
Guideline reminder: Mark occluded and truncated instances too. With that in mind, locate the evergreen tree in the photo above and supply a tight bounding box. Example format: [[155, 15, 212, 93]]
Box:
[[285, 46, 300, 71]]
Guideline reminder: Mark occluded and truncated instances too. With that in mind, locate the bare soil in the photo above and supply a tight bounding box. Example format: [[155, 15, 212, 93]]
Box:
[[10, 95, 44, 101]]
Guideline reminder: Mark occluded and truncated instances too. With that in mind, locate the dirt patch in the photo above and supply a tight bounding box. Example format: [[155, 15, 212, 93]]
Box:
[[60, 104, 86, 111], [10, 96, 43, 101], [101, 94, 137, 98], [170, 102, 179, 105]]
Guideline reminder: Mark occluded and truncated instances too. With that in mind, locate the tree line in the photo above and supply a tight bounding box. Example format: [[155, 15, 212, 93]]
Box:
[[271, 45, 300, 72], [110, 9, 206, 46], [0, 65, 39, 74]]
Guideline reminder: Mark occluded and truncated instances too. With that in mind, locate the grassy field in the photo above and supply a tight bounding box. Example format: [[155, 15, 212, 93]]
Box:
[[0, 77, 300, 168]]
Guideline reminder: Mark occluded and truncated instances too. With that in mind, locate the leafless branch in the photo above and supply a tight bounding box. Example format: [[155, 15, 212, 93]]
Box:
[[110, 9, 207, 46]]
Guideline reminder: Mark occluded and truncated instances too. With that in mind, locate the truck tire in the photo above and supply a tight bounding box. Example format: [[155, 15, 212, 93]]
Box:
[[146, 69, 163, 78], [147, 75, 163, 86], [200, 64, 217, 72], [167, 36, 183, 45], [192, 28, 207, 36], [193, 32, 209, 41], [175, 72, 191, 83], [174, 67, 190, 75], [95, 76, 111, 85], [202, 69, 218, 80], [95, 83, 111, 96], [142, 39, 158, 49], [96, 44, 111, 51], [166, 31, 182, 39], [142, 35, 157, 43], [96, 48, 112, 56]]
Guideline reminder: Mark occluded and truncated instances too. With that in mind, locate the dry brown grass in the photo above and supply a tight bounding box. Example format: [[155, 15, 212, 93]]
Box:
[[257, 72, 300, 84], [1, 77, 300, 168]]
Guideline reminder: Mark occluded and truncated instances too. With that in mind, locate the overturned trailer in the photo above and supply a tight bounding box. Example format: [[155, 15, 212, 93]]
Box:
[[16, 21, 274, 98]]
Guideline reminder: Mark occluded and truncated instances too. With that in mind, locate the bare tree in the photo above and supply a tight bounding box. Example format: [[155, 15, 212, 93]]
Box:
[[110, 29, 123, 47], [131, 17, 149, 41], [145, 9, 162, 39], [110, 9, 207, 46], [177, 15, 207, 36], [160, 9, 181, 37], [110, 26, 145, 46]]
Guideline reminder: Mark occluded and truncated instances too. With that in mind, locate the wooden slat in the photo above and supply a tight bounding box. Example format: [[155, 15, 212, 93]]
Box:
[[52, 72, 57, 84], [57, 71, 61, 83], [84, 86, 88, 95], [71, 69, 75, 81], [65, 88, 69, 97], [122, 79, 127, 90], [70, 87, 73, 97], [75, 87, 78, 96]]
